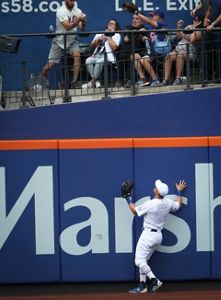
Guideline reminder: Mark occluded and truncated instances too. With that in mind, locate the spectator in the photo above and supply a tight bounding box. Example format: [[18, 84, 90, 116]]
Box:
[[162, 17, 202, 85], [82, 19, 121, 89], [133, 10, 170, 86], [116, 14, 146, 88], [132, 31, 159, 87], [203, 0, 221, 82], [41, 0, 86, 88]]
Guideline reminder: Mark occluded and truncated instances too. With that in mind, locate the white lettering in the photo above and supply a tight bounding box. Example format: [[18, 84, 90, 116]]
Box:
[[1, 2, 10, 13], [178, 0, 189, 10], [22, 0, 32, 12], [166, 0, 197, 10], [143, 0, 154, 11], [0, 162, 219, 256], [166, 0, 178, 10], [0, 166, 54, 255], [210, 197, 221, 251], [39, 1, 48, 12], [49, 1, 60, 12], [195, 163, 221, 252], [158, 195, 191, 253], [115, 0, 122, 11], [195, 163, 213, 251], [0, 0, 61, 13], [115, 0, 138, 11], [60, 197, 109, 255], [11, 0, 21, 12]]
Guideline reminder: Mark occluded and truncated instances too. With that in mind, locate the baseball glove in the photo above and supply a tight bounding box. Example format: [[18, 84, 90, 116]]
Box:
[[122, 2, 138, 14], [121, 180, 134, 198]]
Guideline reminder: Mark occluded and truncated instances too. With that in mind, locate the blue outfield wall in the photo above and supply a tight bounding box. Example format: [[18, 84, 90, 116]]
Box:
[[0, 88, 221, 283], [0, 136, 220, 283], [0, 87, 221, 140]]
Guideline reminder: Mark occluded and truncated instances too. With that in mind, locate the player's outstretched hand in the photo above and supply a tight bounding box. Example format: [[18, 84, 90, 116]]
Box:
[[176, 180, 187, 192]]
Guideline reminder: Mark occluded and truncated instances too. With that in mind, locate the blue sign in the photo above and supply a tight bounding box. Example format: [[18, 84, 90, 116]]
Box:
[[0, 136, 221, 283]]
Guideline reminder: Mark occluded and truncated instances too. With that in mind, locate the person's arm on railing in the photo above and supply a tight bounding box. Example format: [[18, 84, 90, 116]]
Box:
[[206, 14, 221, 31], [204, 4, 212, 27]]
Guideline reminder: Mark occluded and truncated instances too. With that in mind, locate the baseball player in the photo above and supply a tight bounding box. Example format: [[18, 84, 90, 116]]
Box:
[[121, 179, 187, 293]]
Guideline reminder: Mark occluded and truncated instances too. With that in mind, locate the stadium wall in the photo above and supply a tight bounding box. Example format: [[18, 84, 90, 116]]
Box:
[[0, 88, 221, 283]]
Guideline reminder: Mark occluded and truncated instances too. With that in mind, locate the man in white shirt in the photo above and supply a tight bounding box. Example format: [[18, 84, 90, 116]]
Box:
[[124, 178, 187, 293], [42, 0, 86, 88]]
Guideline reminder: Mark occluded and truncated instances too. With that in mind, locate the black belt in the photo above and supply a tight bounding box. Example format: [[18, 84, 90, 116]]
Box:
[[144, 227, 158, 232]]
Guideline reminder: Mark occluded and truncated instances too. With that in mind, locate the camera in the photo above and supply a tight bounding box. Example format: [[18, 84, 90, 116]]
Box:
[[104, 32, 115, 37]]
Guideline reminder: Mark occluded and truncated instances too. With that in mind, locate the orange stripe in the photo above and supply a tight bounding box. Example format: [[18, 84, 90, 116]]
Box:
[[0, 137, 218, 150], [209, 136, 221, 146], [0, 140, 58, 150], [59, 138, 133, 149], [134, 137, 209, 148]]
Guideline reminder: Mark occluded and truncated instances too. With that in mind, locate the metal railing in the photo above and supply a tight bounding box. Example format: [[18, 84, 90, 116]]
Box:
[[0, 27, 220, 109]]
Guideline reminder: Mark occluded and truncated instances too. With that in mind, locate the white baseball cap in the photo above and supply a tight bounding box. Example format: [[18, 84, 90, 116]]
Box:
[[155, 179, 169, 197]]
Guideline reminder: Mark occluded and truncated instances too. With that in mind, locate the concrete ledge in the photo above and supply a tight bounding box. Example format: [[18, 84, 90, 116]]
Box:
[[1, 82, 220, 110]]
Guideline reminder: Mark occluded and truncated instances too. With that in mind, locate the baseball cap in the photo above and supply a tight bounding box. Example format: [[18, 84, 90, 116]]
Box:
[[149, 10, 164, 19], [155, 179, 169, 197]]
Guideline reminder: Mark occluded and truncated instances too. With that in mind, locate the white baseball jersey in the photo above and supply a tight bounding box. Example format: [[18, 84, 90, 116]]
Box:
[[135, 198, 180, 231], [54, 1, 82, 49]]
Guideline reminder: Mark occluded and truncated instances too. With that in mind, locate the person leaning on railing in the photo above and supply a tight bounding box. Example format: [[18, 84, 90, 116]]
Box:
[[131, 10, 170, 87], [203, 0, 221, 82], [115, 14, 146, 88], [161, 16, 202, 86], [81, 19, 121, 89]]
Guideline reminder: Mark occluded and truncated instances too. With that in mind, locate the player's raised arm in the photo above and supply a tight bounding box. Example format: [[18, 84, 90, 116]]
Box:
[[121, 180, 137, 214], [175, 180, 187, 207]]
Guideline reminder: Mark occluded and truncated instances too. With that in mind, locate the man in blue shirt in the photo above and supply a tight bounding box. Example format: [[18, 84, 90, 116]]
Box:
[[132, 10, 169, 86]]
